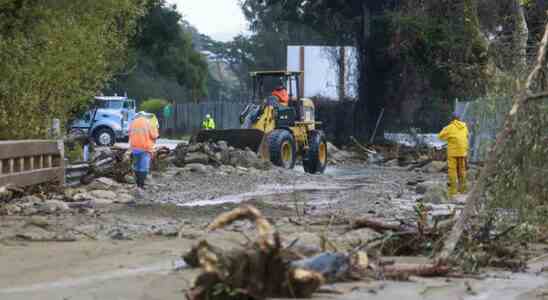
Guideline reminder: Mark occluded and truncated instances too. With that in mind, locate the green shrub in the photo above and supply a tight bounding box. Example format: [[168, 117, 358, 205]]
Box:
[[0, 1, 145, 140], [65, 142, 83, 163], [139, 98, 168, 115]]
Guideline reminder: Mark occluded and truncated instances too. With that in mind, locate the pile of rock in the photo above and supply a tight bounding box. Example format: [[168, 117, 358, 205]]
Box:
[[174, 141, 272, 170], [327, 142, 357, 165], [0, 177, 135, 216]]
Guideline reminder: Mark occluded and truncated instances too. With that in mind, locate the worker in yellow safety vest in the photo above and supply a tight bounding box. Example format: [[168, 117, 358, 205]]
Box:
[[438, 112, 469, 198], [202, 114, 216, 130]]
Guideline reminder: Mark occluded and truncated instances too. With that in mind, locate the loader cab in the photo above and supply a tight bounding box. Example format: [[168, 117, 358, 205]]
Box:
[[250, 71, 309, 127]]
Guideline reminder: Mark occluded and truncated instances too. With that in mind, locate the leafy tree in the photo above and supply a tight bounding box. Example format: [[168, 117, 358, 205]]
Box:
[[140, 98, 168, 115], [201, 34, 257, 101], [0, 0, 145, 139], [111, 0, 208, 103], [240, 0, 491, 137]]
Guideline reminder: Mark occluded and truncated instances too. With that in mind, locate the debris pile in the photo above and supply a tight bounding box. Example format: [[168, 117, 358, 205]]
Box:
[[183, 205, 451, 299], [369, 137, 447, 168], [184, 206, 349, 299], [327, 142, 359, 165], [0, 177, 136, 216], [65, 146, 174, 186], [174, 141, 272, 170]]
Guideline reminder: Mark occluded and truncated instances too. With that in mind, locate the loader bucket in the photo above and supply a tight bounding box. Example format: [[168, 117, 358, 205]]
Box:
[[194, 129, 267, 153]]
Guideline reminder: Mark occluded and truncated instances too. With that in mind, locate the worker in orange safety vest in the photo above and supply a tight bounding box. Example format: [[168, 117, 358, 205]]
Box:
[[129, 112, 159, 196]]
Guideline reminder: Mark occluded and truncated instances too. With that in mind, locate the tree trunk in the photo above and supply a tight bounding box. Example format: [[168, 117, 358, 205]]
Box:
[[513, 0, 529, 74], [353, 2, 384, 142], [438, 23, 548, 262]]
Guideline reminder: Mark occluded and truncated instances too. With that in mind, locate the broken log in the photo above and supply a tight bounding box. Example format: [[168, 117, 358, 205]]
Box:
[[383, 263, 450, 278], [350, 136, 377, 156], [351, 217, 404, 232], [407, 158, 433, 171]]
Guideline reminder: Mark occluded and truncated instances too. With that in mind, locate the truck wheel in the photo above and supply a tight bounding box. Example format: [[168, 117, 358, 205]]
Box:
[[303, 130, 328, 174], [269, 129, 296, 169], [94, 128, 115, 146]]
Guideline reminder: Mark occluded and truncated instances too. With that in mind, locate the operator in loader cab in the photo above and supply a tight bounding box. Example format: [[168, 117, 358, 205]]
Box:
[[272, 80, 289, 105]]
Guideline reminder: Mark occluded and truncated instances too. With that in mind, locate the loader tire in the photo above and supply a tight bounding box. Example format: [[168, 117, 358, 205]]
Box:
[[303, 130, 328, 174], [269, 129, 296, 169]]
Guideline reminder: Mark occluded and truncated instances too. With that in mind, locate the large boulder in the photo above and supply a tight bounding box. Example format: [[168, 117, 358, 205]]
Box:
[[418, 184, 448, 204], [327, 142, 355, 164], [175, 141, 271, 170], [91, 198, 115, 205], [87, 177, 121, 191], [415, 181, 440, 195], [335, 228, 381, 249], [115, 193, 135, 204], [217, 141, 229, 151], [41, 200, 70, 212], [227, 149, 271, 170], [0, 186, 13, 203], [422, 161, 447, 173], [184, 152, 210, 165], [89, 190, 117, 200], [285, 232, 322, 257], [182, 163, 209, 174]]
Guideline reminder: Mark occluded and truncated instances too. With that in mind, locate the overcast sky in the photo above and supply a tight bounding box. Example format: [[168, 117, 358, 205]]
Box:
[[166, 0, 248, 42]]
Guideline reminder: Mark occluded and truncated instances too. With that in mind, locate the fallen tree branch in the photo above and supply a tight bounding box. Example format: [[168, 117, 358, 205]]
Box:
[[407, 159, 433, 171], [526, 91, 548, 101], [351, 217, 401, 232], [185, 205, 325, 300], [383, 263, 450, 278], [438, 22, 548, 262], [350, 136, 377, 155]]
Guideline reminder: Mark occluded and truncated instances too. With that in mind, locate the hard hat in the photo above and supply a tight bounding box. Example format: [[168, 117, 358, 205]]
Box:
[[206, 114, 211, 118]]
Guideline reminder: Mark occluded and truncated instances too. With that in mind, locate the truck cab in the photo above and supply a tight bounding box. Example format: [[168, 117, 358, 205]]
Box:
[[70, 96, 136, 146]]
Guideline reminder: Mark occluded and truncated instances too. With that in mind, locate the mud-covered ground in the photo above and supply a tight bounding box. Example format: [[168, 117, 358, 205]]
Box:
[[1, 162, 547, 300]]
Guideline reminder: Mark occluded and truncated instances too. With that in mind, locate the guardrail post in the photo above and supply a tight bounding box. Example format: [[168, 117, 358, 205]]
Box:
[[57, 139, 65, 185]]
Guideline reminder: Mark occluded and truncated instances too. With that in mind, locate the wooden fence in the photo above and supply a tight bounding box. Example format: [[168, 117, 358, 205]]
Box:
[[0, 140, 65, 187], [166, 102, 248, 134]]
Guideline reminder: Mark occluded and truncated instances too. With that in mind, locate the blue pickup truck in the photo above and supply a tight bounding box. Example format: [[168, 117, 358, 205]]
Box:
[[69, 96, 136, 146]]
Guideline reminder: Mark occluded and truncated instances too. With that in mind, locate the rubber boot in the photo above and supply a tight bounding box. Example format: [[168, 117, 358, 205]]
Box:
[[134, 172, 146, 199], [135, 172, 146, 189]]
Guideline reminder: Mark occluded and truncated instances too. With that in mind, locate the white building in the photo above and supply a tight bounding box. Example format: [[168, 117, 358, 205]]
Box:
[[287, 46, 358, 100]]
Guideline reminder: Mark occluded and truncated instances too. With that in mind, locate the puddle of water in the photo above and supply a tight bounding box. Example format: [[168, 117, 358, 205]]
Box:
[[179, 188, 348, 208], [179, 182, 360, 208]]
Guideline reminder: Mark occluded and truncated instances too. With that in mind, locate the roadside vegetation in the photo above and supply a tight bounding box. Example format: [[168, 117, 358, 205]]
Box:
[[0, 0, 145, 139], [139, 98, 168, 116]]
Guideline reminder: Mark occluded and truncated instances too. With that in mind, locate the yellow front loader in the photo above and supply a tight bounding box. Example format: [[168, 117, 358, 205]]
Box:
[[194, 71, 327, 174]]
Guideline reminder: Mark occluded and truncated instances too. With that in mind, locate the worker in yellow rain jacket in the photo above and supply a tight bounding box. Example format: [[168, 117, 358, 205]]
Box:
[[438, 112, 469, 198]]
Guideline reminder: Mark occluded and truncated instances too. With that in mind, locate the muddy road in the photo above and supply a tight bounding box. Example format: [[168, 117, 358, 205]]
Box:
[[1, 163, 546, 300]]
